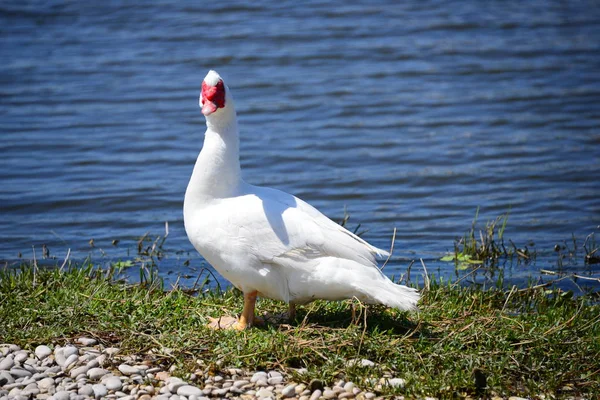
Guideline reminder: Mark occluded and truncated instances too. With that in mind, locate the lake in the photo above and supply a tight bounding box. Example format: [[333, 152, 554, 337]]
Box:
[[1, 1, 599, 292]]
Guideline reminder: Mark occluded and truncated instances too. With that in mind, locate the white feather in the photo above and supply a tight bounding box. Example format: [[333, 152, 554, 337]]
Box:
[[203, 69, 221, 86]]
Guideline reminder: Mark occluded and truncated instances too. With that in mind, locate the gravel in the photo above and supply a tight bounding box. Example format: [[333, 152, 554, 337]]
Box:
[[1, 340, 532, 400]]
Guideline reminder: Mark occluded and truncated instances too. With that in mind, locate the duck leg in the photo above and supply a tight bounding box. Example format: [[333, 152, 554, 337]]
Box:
[[236, 291, 258, 329], [207, 290, 257, 330]]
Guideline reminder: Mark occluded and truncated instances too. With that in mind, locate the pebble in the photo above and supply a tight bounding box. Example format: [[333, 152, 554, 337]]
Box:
[[178, 385, 203, 397], [0, 370, 15, 385], [105, 376, 123, 390], [256, 388, 273, 398], [282, 383, 296, 397], [104, 347, 120, 356], [0, 341, 427, 400], [118, 364, 140, 376], [309, 389, 322, 400], [63, 346, 79, 358], [387, 377, 405, 388], [0, 356, 14, 370], [251, 371, 268, 382], [167, 377, 186, 392], [38, 377, 55, 392], [78, 384, 94, 396], [92, 383, 108, 397], [76, 337, 98, 346], [64, 354, 79, 369], [35, 345, 53, 360], [87, 367, 110, 380], [54, 390, 72, 400], [267, 375, 283, 385], [70, 365, 89, 378], [10, 367, 32, 378], [14, 351, 28, 363]]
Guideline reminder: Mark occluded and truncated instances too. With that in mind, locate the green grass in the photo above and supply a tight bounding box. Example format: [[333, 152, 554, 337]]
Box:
[[1, 262, 598, 399], [441, 208, 538, 269]]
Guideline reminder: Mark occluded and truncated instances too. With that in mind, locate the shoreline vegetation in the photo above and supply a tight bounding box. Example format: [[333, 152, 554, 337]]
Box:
[[2, 215, 599, 399], [2, 257, 599, 399]]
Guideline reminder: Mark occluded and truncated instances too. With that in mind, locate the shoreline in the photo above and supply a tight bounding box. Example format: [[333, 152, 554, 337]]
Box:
[[1, 262, 598, 399]]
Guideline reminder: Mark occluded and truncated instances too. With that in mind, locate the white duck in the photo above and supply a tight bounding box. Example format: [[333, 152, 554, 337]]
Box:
[[184, 70, 420, 330]]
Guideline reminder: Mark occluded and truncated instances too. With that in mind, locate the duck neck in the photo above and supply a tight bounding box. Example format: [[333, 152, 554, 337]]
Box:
[[186, 114, 241, 202]]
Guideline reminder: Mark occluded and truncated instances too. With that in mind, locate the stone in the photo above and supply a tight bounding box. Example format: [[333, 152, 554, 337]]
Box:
[[54, 390, 72, 400], [37, 377, 55, 392], [267, 376, 283, 385], [63, 354, 79, 369], [256, 388, 274, 398], [360, 359, 375, 367], [8, 387, 23, 398], [339, 393, 355, 399], [0, 355, 15, 370], [35, 346, 53, 360], [32, 372, 49, 381], [104, 347, 120, 356], [105, 376, 122, 391], [76, 337, 97, 346], [69, 365, 89, 379], [87, 368, 110, 380], [363, 392, 376, 399], [323, 389, 337, 399], [309, 389, 322, 400], [251, 371, 268, 382], [10, 367, 32, 378], [233, 379, 250, 388], [14, 351, 29, 363], [62, 346, 79, 359], [282, 384, 296, 397], [78, 384, 94, 396], [166, 377, 185, 392], [0, 370, 15, 385], [92, 383, 108, 398], [387, 378, 405, 388], [54, 351, 66, 367], [295, 384, 307, 394], [118, 364, 140, 376], [211, 387, 229, 396], [344, 382, 355, 393], [178, 385, 202, 397]]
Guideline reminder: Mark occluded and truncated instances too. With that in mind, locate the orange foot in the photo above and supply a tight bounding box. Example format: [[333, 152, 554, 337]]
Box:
[[206, 291, 261, 331], [207, 316, 246, 330]]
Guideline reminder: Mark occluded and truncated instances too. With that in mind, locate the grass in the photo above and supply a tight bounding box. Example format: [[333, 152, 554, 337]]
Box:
[[1, 261, 599, 399], [442, 208, 536, 269]]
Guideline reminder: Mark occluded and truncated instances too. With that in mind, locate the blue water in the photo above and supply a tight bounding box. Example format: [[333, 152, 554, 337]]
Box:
[[1, 1, 599, 291]]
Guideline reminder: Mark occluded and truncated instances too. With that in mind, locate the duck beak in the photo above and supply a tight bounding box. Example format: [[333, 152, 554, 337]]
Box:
[[202, 99, 218, 116]]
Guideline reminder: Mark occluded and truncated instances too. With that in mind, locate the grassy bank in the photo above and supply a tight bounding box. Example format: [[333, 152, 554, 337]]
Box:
[[1, 262, 599, 399]]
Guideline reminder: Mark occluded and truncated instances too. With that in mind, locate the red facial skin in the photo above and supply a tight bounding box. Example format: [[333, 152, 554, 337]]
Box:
[[201, 80, 226, 115]]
